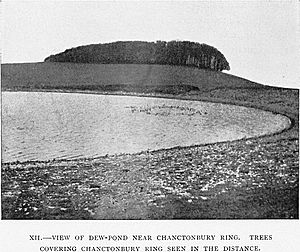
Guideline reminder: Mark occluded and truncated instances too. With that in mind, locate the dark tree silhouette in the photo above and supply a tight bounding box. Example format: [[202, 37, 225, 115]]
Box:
[[45, 41, 230, 71]]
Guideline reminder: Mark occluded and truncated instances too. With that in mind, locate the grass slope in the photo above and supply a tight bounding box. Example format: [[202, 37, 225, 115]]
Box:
[[2, 62, 259, 92], [1, 62, 299, 219]]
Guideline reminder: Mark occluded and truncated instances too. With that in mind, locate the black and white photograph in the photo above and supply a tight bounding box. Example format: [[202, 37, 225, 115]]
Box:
[[0, 0, 299, 251]]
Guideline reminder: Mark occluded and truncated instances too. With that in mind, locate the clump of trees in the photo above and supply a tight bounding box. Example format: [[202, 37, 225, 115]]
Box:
[[45, 40, 230, 71]]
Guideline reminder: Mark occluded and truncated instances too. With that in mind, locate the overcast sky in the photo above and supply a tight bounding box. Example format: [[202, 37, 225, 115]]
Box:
[[1, 0, 299, 88]]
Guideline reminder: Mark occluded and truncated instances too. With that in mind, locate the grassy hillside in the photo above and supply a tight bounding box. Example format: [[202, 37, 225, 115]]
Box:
[[2, 62, 259, 93], [1, 62, 298, 219]]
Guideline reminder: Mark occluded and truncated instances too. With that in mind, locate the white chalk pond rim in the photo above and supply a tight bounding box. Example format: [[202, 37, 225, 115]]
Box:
[[2, 91, 291, 163]]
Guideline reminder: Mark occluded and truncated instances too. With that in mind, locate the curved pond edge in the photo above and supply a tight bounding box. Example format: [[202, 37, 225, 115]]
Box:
[[2, 88, 294, 165]]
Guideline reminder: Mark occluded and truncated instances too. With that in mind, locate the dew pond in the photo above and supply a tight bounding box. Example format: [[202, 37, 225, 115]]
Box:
[[2, 91, 290, 163]]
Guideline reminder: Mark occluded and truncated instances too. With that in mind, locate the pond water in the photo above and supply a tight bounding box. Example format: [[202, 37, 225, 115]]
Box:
[[2, 91, 290, 163]]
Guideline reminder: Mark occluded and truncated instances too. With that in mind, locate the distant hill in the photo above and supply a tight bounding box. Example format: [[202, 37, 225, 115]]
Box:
[[44, 40, 230, 71]]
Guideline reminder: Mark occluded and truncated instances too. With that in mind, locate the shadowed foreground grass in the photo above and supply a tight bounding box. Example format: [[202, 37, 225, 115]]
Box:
[[1, 63, 299, 219]]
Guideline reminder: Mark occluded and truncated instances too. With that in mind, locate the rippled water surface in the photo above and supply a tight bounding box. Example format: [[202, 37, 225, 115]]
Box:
[[2, 92, 290, 162]]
